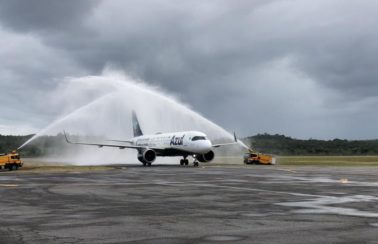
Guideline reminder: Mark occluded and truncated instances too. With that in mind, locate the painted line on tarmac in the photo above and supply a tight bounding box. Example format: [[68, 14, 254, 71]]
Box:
[[155, 180, 320, 198], [273, 168, 297, 173], [0, 184, 18, 187]]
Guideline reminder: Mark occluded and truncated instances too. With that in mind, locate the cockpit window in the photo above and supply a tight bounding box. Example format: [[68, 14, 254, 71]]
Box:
[[192, 136, 206, 141]]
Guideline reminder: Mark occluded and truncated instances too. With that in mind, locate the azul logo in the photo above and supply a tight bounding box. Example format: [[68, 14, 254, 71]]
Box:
[[170, 135, 185, 146]]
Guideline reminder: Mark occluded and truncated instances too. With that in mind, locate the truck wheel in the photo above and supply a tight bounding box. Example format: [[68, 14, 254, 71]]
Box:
[[8, 164, 18, 171]]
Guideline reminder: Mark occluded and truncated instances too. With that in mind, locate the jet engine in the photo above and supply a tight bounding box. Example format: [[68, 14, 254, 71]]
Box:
[[197, 150, 215, 162], [138, 149, 156, 164]]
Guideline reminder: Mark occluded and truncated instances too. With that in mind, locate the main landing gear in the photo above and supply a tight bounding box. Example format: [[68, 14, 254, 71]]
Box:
[[180, 158, 189, 166], [142, 162, 152, 167], [179, 157, 199, 167]]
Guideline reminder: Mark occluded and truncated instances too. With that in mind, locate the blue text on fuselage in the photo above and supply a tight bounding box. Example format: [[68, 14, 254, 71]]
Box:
[[170, 135, 185, 146]]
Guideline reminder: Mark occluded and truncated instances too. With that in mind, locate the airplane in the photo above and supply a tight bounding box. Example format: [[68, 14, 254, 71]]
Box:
[[64, 111, 238, 167]]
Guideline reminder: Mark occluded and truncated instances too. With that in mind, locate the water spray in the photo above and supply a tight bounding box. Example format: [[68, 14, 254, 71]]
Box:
[[20, 70, 248, 164]]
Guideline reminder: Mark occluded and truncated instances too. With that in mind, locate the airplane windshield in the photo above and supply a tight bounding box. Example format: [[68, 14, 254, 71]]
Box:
[[192, 136, 206, 141]]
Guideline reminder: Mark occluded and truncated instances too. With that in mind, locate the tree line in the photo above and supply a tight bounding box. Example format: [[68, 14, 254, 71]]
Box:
[[1, 133, 378, 157], [247, 133, 378, 155]]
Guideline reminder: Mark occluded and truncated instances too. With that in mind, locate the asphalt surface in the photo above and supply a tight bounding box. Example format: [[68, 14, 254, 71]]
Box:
[[1, 165, 378, 243]]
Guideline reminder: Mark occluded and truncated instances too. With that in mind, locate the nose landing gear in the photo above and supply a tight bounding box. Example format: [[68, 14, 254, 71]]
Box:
[[192, 155, 199, 167]]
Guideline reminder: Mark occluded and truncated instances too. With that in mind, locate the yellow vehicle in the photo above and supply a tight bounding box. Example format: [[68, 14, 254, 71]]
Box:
[[244, 150, 275, 165], [0, 150, 23, 171]]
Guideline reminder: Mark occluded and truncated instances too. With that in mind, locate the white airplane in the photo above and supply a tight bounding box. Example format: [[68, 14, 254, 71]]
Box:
[[64, 111, 238, 167]]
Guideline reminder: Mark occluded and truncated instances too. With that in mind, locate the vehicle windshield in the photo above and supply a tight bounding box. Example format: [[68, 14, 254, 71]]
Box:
[[192, 136, 206, 141]]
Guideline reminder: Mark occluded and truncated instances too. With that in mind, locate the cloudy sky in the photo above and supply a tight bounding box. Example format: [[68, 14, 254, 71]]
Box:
[[0, 0, 378, 139]]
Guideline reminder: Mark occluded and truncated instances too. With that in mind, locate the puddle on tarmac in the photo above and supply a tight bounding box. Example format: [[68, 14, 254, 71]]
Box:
[[204, 235, 244, 241], [276, 195, 378, 218]]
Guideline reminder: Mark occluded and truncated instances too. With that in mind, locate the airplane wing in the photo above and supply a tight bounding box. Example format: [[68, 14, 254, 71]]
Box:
[[106, 139, 133, 143], [212, 132, 239, 148], [64, 131, 146, 150]]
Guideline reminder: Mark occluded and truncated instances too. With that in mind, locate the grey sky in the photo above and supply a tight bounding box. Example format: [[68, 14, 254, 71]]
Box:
[[0, 0, 378, 139]]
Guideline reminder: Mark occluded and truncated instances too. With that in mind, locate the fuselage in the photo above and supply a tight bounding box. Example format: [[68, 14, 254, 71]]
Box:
[[131, 131, 212, 155]]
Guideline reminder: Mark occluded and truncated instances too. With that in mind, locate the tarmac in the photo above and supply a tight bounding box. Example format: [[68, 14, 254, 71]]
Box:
[[1, 164, 378, 243]]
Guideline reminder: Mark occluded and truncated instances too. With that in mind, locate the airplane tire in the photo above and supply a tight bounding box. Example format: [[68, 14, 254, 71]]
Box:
[[193, 161, 199, 167], [184, 160, 189, 166], [180, 159, 184, 166], [147, 163, 152, 166]]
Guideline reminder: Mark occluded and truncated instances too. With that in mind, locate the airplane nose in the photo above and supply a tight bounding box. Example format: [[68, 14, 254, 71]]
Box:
[[196, 140, 213, 153]]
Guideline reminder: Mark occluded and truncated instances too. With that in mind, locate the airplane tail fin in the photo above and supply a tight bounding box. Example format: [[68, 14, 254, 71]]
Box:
[[132, 110, 143, 137]]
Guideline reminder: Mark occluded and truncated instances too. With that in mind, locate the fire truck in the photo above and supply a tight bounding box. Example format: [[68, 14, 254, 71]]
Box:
[[243, 150, 275, 165], [0, 150, 23, 171]]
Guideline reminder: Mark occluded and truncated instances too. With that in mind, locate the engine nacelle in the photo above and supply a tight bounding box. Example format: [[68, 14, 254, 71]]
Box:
[[197, 150, 215, 163], [138, 149, 156, 164]]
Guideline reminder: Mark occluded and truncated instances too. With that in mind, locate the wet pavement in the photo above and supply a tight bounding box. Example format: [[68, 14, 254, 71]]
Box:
[[1, 165, 378, 243]]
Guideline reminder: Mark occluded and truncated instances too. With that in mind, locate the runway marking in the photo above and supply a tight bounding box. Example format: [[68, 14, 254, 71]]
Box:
[[0, 184, 18, 187], [155, 180, 320, 197], [273, 168, 297, 173], [340, 178, 349, 184]]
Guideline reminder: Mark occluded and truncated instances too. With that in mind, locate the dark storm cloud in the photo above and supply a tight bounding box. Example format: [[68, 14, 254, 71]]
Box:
[[0, 0, 378, 138], [0, 0, 99, 32], [285, 1, 378, 100], [37, 0, 377, 100]]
